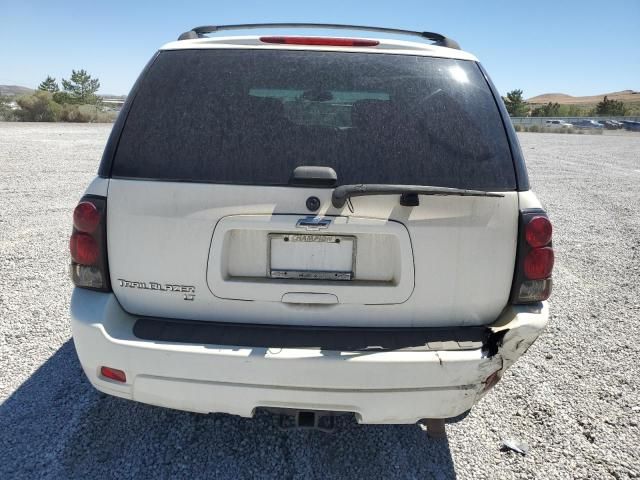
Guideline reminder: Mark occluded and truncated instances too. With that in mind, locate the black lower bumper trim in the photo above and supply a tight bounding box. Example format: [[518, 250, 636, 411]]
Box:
[[133, 317, 489, 352]]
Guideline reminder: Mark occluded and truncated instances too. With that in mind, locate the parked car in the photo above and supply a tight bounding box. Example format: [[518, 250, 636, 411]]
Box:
[[573, 119, 604, 129], [622, 120, 640, 131], [544, 120, 573, 128], [69, 23, 553, 431], [601, 120, 624, 129]]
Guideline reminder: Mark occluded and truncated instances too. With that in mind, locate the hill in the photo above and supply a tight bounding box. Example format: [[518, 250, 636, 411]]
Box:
[[0, 85, 34, 97], [0, 84, 126, 99], [527, 90, 640, 105]]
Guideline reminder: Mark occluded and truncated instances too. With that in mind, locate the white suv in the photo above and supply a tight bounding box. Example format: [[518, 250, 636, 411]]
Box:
[[70, 24, 553, 431]]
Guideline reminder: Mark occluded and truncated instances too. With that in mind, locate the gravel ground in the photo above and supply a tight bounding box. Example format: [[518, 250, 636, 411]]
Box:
[[1, 123, 639, 479]]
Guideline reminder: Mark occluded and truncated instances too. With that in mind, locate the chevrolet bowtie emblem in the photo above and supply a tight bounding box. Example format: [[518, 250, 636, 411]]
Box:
[[295, 216, 331, 231]]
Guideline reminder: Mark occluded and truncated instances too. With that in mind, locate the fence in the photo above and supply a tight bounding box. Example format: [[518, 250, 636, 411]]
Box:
[[510, 116, 640, 126]]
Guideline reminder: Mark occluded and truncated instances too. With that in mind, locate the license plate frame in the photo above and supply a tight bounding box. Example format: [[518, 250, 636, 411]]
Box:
[[268, 233, 356, 281]]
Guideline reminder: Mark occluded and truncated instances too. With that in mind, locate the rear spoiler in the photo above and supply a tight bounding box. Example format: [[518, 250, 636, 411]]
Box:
[[177, 23, 461, 50]]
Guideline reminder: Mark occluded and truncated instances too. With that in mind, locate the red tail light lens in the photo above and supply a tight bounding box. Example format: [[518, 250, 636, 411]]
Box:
[[69, 196, 110, 291], [260, 36, 379, 47], [524, 247, 554, 280], [525, 216, 552, 248], [100, 366, 126, 383], [73, 201, 100, 233], [511, 210, 554, 304], [481, 371, 501, 394], [70, 232, 99, 265]]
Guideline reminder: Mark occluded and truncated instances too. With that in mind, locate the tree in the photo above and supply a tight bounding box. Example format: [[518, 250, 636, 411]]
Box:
[[556, 104, 585, 117], [15, 91, 62, 121], [595, 96, 627, 116], [503, 89, 528, 117], [531, 102, 561, 117], [38, 76, 59, 93], [0, 95, 15, 121], [61, 69, 101, 105], [53, 91, 72, 104]]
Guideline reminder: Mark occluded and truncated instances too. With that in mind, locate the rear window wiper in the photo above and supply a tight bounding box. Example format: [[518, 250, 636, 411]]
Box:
[[331, 184, 504, 208]]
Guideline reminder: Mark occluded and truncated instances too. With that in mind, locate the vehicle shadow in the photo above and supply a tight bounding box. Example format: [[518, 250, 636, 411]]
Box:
[[0, 340, 457, 479]]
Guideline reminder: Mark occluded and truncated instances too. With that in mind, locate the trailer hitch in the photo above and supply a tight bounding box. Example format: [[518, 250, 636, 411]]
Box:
[[263, 408, 344, 432]]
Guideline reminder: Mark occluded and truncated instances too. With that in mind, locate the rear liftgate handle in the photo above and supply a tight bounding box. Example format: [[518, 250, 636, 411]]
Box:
[[281, 293, 339, 305]]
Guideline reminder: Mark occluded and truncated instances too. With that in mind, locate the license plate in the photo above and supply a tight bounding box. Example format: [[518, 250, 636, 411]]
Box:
[[268, 234, 356, 280]]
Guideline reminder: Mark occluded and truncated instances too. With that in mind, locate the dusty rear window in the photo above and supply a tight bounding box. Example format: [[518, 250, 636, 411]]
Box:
[[113, 49, 516, 190]]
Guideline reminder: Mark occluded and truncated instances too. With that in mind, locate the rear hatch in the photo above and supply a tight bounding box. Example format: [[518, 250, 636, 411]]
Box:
[[105, 47, 519, 327]]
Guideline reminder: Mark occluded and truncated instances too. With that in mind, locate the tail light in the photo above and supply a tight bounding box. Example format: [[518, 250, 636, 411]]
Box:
[[511, 210, 554, 303], [69, 196, 111, 291]]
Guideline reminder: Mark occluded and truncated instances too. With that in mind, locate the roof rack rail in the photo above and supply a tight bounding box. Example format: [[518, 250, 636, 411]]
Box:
[[177, 23, 460, 50]]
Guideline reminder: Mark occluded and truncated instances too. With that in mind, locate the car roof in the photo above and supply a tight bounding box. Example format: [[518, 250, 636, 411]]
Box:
[[160, 36, 479, 62]]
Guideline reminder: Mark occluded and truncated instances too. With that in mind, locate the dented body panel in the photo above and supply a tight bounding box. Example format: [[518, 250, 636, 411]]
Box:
[[70, 288, 548, 423], [489, 302, 549, 369]]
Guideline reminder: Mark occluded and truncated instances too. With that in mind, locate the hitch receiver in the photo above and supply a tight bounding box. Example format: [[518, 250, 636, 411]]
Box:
[[273, 409, 339, 432]]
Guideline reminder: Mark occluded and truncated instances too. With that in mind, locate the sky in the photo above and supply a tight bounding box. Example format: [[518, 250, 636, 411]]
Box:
[[1, 0, 638, 98]]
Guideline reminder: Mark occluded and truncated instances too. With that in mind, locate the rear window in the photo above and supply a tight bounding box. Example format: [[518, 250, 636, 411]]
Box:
[[113, 49, 516, 190]]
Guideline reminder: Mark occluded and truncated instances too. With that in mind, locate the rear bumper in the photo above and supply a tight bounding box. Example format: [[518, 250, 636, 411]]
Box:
[[70, 289, 548, 424]]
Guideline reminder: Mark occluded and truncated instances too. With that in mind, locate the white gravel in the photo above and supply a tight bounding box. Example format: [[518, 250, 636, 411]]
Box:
[[1, 123, 639, 479]]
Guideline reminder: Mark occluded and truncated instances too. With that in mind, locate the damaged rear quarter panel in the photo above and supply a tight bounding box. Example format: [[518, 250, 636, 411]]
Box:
[[486, 302, 550, 373]]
